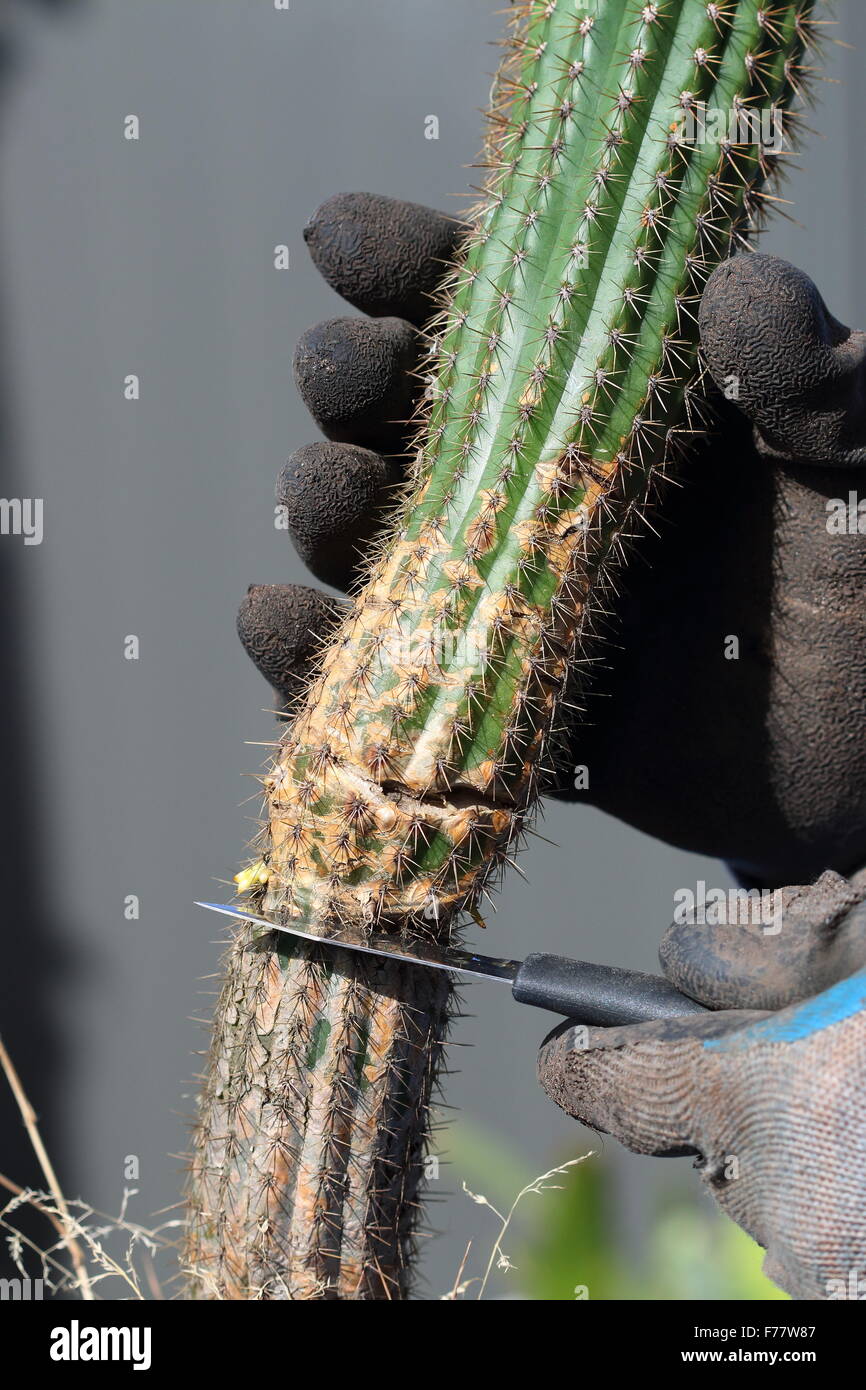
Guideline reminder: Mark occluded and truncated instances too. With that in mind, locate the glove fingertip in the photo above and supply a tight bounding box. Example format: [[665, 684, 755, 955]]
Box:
[[699, 254, 866, 465], [537, 1021, 720, 1158], [236, 583, 343, 708], [277, 442, 402, 592], [304, 191, 466, 325], [292, 314, 421, 454]]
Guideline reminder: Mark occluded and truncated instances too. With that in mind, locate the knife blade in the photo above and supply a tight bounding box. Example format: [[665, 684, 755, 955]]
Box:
[[196, 900, 708, 1026]]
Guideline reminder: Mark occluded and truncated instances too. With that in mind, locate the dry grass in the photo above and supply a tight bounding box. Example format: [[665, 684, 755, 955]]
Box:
[[0, 1031, 182, 1300], [2, 1028, 589, 1300], [441, 1153, 593, 1300]]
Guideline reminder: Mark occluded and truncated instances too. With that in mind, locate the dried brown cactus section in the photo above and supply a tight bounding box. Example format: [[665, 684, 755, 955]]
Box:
[[187, 922, 449, 1298]]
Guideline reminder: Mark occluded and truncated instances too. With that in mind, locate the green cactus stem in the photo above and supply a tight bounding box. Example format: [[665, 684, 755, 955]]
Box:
[[187, 0, 820, 1299]]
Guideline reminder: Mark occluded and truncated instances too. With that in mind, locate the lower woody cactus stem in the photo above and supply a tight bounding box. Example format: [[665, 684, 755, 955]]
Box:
[[187, 0, 819, 1298], [187, 927, 449, 1298]]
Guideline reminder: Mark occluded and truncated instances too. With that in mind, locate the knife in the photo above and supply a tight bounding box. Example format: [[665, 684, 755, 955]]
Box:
[[196, 901, 708, 1027]]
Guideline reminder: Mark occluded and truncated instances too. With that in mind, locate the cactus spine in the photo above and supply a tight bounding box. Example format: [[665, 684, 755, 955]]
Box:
[[188, 0, 819, 1298]]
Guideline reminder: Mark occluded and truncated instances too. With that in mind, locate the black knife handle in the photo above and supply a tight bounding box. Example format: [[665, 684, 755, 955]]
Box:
[[512, 952, 708, 1025]]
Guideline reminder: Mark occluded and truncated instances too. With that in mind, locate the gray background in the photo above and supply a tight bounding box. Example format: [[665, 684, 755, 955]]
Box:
[[0, 0, 863, 1299]]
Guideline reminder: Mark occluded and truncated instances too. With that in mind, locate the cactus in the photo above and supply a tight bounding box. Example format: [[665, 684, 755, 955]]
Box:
[[187, 0, 820, 1299]]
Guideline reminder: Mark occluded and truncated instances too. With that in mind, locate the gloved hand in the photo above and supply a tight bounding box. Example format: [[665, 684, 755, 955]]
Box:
[[539, 869, 866, 1301], [238, 191, 866, 1297], [240, 190, 866, 890]]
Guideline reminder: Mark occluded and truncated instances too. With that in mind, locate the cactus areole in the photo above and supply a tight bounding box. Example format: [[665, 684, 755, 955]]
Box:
[[188, 0, 819, 1299]]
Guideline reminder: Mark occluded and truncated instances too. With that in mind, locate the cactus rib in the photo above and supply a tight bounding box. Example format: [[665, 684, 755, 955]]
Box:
[[188, 0, 820, 1299]]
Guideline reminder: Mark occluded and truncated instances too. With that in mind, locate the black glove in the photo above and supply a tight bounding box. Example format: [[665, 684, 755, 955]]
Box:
[[238, 190, 866, 890]]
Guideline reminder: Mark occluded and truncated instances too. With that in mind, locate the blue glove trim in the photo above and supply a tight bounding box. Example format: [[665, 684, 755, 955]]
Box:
[[704, 968, 866, 1051]]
